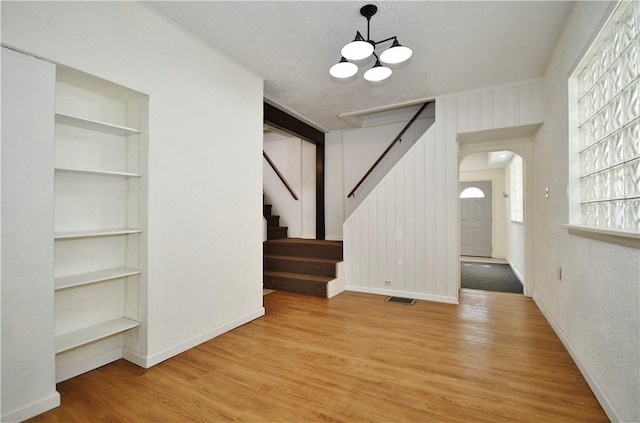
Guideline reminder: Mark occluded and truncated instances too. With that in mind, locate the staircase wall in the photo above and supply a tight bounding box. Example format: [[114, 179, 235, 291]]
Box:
[[263, 132, 316, 238], [343, 78, 543, 303], [325, 106, 436, 240]]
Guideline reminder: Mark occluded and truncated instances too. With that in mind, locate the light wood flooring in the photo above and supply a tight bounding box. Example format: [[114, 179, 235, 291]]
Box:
[[30, 289, 608, 422]]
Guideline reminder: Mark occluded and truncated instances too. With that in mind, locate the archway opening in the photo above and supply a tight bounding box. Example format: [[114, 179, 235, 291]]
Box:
[[458, 151, 524, 294]]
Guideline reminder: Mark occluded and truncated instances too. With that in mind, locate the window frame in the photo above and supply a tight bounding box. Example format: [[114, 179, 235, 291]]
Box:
[[510, 155, 524, 223]]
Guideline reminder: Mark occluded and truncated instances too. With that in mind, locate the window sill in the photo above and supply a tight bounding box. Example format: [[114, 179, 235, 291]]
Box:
[[563, 224, 640, 248]]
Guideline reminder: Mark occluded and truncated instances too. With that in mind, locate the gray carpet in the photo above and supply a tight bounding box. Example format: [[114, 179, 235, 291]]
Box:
[[461, 261, 523, 293]]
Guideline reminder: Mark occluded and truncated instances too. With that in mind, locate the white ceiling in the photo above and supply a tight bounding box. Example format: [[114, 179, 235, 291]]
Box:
[[145, 1, 575, 132]]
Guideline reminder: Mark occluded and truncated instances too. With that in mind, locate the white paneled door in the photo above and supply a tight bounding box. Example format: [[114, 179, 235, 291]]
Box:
[[460, 181, 492, 257]]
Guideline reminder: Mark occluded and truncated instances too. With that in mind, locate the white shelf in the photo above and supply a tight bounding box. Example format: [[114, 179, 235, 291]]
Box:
[[55, 112, 141, 136], [55, 267, 141, 291], [55, 167, 141, 178], [55, 317, 141, 354], [54, 228, 141, 240]]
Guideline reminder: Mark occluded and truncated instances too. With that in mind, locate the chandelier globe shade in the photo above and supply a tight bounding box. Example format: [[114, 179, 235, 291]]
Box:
[[363, 60, 392, 82], [380, 40, 413, 64], [341, 40, 374, 61], [330, 58, 358, 78]]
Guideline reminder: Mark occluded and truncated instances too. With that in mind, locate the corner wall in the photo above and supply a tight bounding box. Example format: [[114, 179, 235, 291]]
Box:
[[1, 2, 264, 418], [532, 2, 639, 421], [1, 47, 60, 423]]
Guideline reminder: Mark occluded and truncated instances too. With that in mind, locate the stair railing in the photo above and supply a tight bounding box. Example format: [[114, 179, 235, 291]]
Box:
[[263, 151, 299, 201], [347, 102, 430, 198]]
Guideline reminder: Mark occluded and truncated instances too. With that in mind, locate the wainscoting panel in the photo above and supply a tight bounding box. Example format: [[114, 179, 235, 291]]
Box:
[[343, 78, 543, 303]]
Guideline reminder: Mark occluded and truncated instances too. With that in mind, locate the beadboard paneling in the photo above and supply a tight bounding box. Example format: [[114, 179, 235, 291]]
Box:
[[344, 78, 543, 302]]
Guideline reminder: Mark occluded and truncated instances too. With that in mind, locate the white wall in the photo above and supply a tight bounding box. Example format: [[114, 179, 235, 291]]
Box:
[[532, 2, 639, 421], [344, 78, 543, 303], [325, 110, 435, 240], [459, 169, 507, 259], [1, 2, 264, 418], [263, 132, 316, 238], [1, 47, 60, 422], [325, 131, 345, 241]]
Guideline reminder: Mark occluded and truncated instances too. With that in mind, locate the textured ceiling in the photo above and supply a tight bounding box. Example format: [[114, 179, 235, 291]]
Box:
[[145, 1, 575, 132]]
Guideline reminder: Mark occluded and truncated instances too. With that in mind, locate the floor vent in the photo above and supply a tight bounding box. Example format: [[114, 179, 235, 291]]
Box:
[[386, 296, 416, 305]]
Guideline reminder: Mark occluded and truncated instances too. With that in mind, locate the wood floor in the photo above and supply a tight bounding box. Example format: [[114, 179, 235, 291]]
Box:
[[30, 289, 608, 422]]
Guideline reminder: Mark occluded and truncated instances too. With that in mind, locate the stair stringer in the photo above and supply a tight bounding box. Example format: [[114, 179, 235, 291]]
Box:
[[327, 261, 345, 298]]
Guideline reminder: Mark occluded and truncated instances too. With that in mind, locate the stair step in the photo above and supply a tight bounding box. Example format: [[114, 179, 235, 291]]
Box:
[[263, 238, 343, 260], [263, 204, 272, 216], [264, 254, 339, 278], [267, 226, 288, 240], [265, 215, 280, 227], [263, 271, 333, 298]]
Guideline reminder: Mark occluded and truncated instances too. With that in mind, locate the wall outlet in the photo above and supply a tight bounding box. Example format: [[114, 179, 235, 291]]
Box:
[[384, 280, 392, 286]]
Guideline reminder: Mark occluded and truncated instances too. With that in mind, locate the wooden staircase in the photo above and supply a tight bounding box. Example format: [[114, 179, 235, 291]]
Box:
[[263, 198, 343, 297], [263, 238, 343, 298]]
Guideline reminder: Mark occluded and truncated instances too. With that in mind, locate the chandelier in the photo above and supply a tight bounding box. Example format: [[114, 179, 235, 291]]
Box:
[[330, 4, 413, 82]]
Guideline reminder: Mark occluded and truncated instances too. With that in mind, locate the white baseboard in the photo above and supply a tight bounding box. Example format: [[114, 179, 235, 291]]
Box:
[[345, 285, 458, 304], [507, 260, 525, 285], [56, 348, 123, 383], [533, 294, 620, 423], [124, 308, 265, 369], [1, 391, 60, 423]]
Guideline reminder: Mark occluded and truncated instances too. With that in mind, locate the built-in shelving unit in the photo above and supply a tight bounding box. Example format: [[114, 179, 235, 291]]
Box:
[[53, 66, 148, 381]]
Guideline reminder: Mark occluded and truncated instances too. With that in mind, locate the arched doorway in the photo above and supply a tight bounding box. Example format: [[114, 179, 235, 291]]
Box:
[[458, 150, 526, 294]]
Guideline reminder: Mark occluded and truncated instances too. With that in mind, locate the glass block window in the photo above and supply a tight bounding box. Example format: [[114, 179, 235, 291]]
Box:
[[510, 155, 524, 223], [573, 1, 640, 233]]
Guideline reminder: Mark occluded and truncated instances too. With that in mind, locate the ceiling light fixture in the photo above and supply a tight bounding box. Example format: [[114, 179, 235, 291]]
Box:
[[330, 4, 412, 82]]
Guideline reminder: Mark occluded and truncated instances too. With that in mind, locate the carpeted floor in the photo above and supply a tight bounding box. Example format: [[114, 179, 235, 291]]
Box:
[[461, 261, 523, 293]]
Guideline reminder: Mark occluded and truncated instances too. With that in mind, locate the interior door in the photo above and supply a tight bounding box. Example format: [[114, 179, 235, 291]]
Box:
[[460, 181, 492, 257]]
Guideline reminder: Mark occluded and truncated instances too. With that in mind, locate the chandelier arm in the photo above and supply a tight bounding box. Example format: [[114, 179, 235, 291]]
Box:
[[372, 36, 397, 46]]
